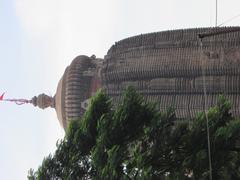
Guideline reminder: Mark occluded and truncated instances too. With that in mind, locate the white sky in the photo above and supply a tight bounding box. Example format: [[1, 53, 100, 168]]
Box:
[[1, 0, 240, 179]]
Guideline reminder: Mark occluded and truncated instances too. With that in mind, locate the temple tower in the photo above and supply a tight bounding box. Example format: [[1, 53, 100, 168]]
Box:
[[31, 27, 240, 130]]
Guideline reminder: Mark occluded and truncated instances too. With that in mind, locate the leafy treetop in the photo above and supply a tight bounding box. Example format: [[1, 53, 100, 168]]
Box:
[[28, 87, 240, 180]]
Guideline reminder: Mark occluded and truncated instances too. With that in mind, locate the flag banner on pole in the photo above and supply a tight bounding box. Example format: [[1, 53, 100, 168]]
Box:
[[0, 93, 4, 100], [0, 92, 31, 105]]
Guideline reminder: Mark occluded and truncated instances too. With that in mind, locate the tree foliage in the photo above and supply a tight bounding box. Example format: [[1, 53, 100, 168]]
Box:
[[28, 88, 240, 179]]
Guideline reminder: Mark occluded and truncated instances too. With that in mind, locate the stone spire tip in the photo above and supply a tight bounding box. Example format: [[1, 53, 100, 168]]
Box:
[[32, 93, 55, 109]]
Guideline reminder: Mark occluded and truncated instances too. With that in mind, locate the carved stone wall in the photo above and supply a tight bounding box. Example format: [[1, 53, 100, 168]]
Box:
[[102, 27, 240, 118]]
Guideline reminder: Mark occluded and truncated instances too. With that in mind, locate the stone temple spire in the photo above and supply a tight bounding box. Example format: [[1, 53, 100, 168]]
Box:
[[31, 93, 55, 109]]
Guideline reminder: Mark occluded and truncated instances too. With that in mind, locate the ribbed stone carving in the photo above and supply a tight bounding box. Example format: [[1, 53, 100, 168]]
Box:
[[53, 55, 102, 129], [102, 27, 240, 118]]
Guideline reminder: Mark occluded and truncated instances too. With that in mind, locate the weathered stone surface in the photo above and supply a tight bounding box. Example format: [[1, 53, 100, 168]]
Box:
[[102, 27, 240, 118]]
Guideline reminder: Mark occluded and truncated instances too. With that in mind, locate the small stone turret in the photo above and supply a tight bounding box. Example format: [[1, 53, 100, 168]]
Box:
[[32, 94, 55, 109], [31, 55, 103, 129]]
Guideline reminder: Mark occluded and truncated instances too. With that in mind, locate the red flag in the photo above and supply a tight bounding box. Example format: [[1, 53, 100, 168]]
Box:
[[0, 93, 5, 100]]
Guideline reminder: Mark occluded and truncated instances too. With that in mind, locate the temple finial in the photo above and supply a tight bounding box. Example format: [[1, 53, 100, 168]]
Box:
[[32, 93, 55, 109]]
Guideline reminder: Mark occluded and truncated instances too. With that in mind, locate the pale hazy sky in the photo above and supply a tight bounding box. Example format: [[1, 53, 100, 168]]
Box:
[[1, 0, 240, 179]]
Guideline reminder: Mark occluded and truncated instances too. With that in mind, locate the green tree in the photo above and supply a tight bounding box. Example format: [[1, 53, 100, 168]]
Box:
[[28, 88, 240, 180]]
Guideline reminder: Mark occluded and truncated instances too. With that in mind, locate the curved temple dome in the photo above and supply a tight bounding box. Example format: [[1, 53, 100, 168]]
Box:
[[54, 55, 102, 129], [33, 27, 240, 130]]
